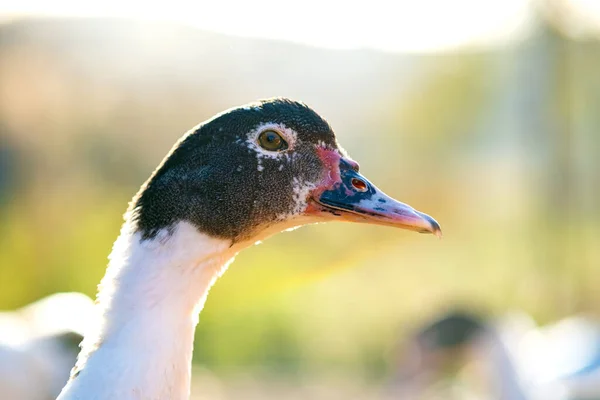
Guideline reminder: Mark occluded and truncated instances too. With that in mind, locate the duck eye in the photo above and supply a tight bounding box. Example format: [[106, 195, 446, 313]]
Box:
[[258, 130, 288, 151]]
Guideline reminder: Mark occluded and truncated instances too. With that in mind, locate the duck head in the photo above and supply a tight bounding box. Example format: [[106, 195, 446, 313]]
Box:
[[130, 98, 441, 243]]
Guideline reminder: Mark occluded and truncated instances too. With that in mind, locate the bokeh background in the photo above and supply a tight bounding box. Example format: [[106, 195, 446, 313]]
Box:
[[0, 0, 599, 399]]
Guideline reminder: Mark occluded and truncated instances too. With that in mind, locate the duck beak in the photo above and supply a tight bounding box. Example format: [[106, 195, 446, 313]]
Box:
[[307, 150, 442, 237]]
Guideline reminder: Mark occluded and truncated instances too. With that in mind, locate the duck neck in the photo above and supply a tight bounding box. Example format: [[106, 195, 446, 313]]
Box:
[[58, 221, 236, 400], [476, 329, 529, 400]]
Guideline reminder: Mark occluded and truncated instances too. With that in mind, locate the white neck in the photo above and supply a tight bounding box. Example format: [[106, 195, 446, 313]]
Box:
[[58, 222, 236, 400]]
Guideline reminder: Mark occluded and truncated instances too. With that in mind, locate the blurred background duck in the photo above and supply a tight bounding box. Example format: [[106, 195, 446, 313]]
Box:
[[0, 292, 93, 400], [390, 309, 600, 400]]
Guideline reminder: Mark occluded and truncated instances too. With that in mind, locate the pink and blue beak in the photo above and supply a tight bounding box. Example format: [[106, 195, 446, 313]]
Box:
[[307, 149, 442, 237]]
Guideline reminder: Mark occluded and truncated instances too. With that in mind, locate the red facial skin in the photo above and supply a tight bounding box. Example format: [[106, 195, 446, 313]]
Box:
[[305, 146, 442, 237], [304, 146, 346, 215]]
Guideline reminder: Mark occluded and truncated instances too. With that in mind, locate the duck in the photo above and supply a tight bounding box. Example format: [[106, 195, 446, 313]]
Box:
[[0, 331, 84, 400], [56, 98, 441, 400], [391, 310, 600, 400], [0, 293, 93, 400], [391, 310, 530, 400]]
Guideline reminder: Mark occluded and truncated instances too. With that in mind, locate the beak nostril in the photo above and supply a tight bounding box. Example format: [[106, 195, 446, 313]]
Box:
[[351, 178, 368, 192]]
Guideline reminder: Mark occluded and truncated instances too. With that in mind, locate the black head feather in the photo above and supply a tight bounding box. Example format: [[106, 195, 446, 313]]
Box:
[[129, 98, 340, 242]]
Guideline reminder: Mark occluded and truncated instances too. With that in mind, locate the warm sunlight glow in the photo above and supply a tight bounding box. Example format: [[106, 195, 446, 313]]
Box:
[[0, 0, 534, 52]]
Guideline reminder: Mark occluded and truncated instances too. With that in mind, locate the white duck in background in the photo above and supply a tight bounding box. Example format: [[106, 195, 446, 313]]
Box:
[[514, 313, 600, 400], [0, 292, 93, 400], [391, 310, 600, 400], [56, 98, 442, 400]]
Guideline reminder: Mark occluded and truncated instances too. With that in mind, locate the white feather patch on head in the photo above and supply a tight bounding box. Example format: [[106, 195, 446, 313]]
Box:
[[275, 176, 316, 221], [244, 122, 298, 160]]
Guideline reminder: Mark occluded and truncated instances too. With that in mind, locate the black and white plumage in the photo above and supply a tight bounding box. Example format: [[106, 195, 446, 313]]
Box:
[[133, 99, 338, 241], [57, 98, 441, 400]]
